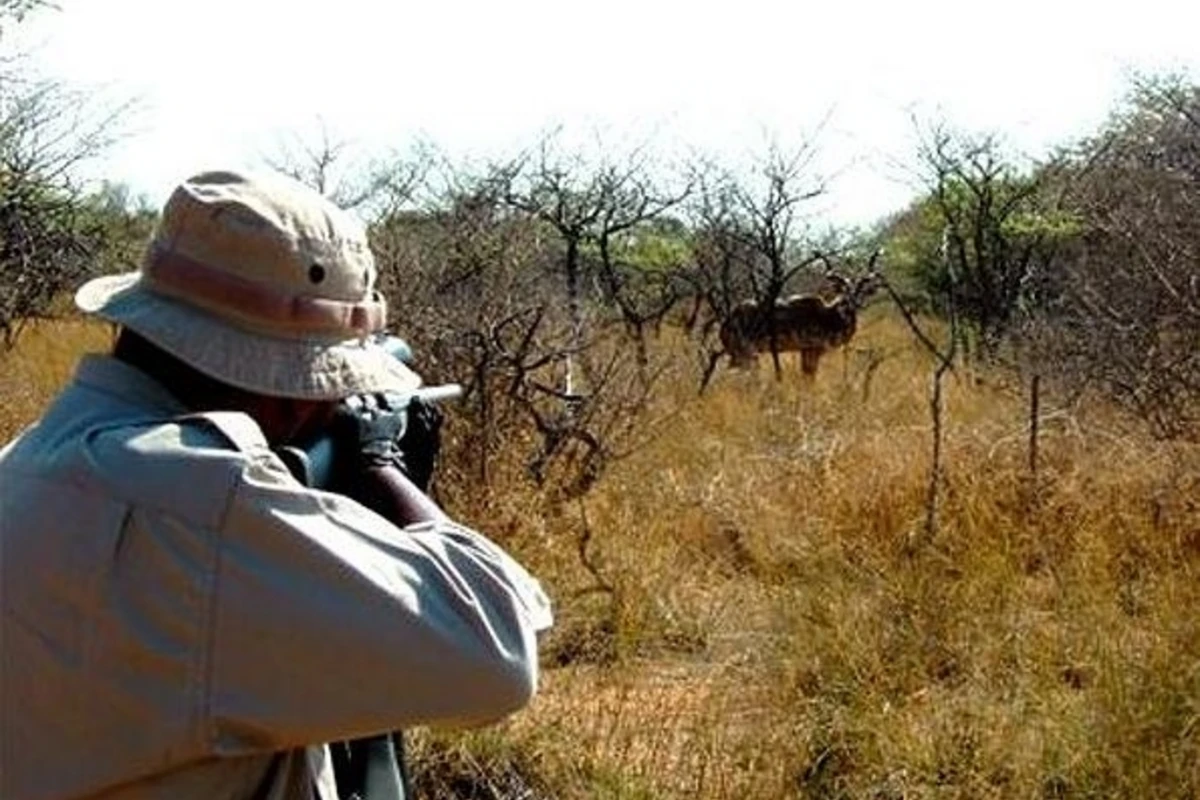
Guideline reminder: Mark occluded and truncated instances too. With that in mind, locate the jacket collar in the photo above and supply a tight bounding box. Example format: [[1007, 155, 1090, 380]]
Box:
[[72, 354, 190, 415]]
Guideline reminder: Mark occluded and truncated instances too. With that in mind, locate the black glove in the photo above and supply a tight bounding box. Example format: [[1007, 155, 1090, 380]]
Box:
[[394, 396, 443, 492], [326, 391, 443, 495]]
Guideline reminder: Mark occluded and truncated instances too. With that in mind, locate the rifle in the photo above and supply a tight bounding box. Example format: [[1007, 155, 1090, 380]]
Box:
[[275, 335, 461, 800], [276, 336, 462, 490]]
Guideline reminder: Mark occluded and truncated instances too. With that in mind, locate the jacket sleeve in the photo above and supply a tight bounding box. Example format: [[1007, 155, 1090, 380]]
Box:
[[197, 420, 553, 755]]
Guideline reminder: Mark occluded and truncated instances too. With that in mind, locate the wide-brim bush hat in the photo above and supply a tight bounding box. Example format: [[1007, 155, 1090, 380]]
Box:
[[75, 169, 420, 400]]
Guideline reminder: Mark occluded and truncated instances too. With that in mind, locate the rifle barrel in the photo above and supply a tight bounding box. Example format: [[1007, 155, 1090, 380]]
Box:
[[411, 384, 464, 404]]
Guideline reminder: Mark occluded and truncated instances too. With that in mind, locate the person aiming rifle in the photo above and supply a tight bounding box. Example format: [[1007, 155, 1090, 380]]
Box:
[[0, 169, 553, 800]]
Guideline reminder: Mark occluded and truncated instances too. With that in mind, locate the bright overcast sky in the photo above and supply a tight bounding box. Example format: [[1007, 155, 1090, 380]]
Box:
[[11, 0, 1200, 226]]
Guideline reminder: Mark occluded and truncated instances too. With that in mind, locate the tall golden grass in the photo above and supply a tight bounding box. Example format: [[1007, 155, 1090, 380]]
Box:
[[0, 318, 114, 439], [3, 312, 1197, 799]]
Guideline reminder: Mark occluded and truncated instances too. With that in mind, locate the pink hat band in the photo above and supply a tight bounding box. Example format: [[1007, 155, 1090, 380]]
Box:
[[142, 246, 388, 338]]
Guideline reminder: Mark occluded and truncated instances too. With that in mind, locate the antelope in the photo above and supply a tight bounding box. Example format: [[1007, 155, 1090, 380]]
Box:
[[718, 271, 880, 376]]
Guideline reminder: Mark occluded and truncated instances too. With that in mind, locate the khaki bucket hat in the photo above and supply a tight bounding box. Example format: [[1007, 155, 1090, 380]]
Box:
[[75, 169, 421, 400]]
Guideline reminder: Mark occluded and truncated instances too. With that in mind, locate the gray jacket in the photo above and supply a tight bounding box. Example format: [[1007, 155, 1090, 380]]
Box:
[[0, 356, 552, 799]]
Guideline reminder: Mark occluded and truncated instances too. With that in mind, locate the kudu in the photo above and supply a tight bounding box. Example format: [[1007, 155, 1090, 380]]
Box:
[[718, 271, 881, 376]]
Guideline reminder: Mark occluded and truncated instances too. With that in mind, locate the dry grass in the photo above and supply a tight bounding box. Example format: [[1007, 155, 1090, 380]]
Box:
[[417, 310, 1199, 799], [4, 312, 1198, 798], [0, 318, 114, 441]]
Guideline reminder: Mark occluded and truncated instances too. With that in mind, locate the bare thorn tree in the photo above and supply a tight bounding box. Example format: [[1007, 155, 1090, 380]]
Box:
[[494, 129, 687, 396], [877, 256, 960, 544], [262, 118, 430, 215], [1030, 74, 1200, 441], [688, 140, 834, 386], [1, 5, 137, 346], [369, 148, 675, 514], [906, 120, 1064, 361]]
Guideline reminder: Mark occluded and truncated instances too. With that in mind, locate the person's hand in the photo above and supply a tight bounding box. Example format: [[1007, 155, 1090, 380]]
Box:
[[394, 396, 443, 492], [324, 392, 447, 526], [327, 392, 444, 490]]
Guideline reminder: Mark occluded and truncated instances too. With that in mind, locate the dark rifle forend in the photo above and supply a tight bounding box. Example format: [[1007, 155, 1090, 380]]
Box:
[[275, 336, 463, 489]]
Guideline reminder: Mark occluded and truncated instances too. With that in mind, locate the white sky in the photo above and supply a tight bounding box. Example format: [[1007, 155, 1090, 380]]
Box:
[[11, 0, 1200, 226]]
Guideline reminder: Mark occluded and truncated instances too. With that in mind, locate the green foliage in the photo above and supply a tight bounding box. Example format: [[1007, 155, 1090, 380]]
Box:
[[77, 181, 158, 275], [879, 197, 944, 306], [878, 134, 1072, 356], [584, 217, 693, 274], [0, 173, 155, 347], [1000, 207, 1082, 240]]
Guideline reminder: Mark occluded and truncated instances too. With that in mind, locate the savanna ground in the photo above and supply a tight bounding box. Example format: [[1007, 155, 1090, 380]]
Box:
[[2, 310, 1197, 799]]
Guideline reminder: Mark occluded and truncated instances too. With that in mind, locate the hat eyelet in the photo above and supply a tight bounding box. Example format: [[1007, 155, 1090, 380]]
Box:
[[309, 263, 326, 284]]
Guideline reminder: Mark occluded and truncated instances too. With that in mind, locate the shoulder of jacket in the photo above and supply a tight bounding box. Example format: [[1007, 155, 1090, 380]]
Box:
[[180, 411, 271, 455], [76, 412, 281, 528]]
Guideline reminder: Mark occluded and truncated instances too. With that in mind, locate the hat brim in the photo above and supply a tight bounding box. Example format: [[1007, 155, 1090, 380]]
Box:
[[76, 272, 423, 401]]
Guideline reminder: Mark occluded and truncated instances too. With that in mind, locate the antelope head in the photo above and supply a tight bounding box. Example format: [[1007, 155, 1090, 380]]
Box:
[[822, 272, 853, 302], [851, 271, 882, 307]]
